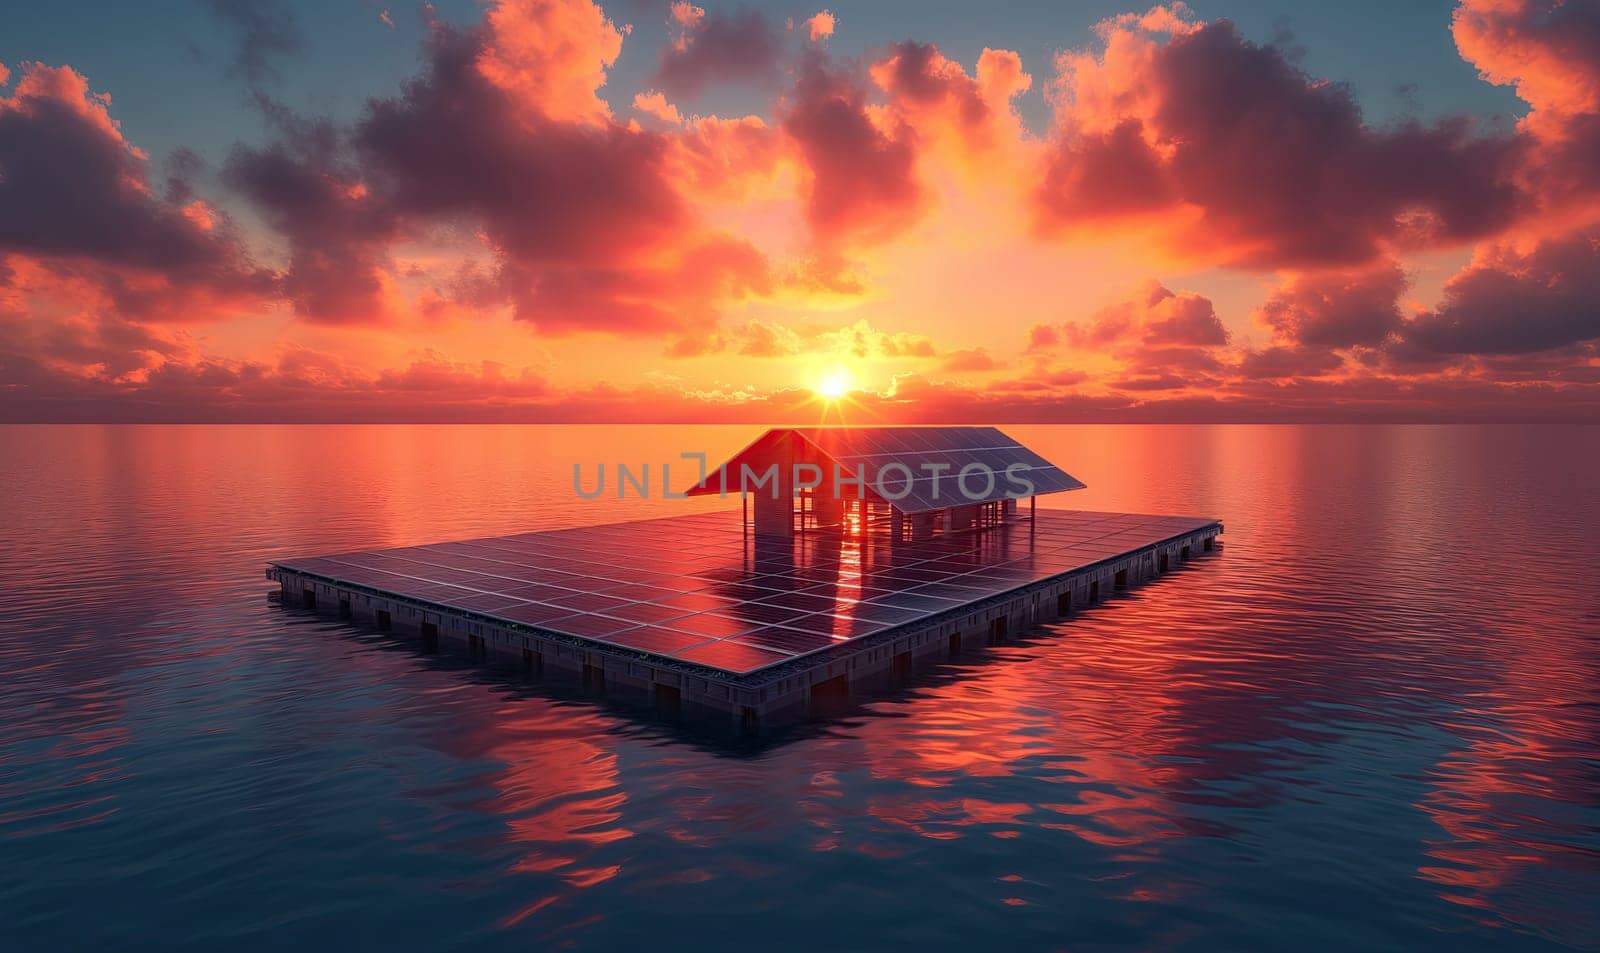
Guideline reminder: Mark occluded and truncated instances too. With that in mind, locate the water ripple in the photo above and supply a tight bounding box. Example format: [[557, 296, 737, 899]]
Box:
[[1, 424, 1597, 951]]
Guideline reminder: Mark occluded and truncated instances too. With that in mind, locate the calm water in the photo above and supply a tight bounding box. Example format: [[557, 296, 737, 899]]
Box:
[[1, 424, 1597, 951]]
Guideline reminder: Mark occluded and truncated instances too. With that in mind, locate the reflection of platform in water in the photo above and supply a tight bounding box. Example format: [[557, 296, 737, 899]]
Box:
[[269, 508, 1221, 727]]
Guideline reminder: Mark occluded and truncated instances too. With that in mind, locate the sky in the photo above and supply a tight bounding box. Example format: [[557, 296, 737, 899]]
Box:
[[1, 0, 1597, 422]]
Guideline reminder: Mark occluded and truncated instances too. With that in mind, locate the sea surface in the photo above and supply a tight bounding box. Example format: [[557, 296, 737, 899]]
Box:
[[1, 424, 1597, 952]]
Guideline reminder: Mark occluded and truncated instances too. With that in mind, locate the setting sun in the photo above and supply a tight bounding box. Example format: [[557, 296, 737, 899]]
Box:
[[814, 367, 855, 400]]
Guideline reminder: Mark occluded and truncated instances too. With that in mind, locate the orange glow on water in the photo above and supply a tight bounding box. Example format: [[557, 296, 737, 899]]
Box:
[[4, 423, 1598, 944]]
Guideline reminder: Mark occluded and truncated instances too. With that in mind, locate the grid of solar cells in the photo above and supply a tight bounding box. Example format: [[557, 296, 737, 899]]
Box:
[[277, 509, 1215, 676], [783, 426, 1084, 512]]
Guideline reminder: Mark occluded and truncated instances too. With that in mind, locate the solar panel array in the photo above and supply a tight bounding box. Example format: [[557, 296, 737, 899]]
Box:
[[278, 509, 1215, 676], [687, 426, 1086, 513]]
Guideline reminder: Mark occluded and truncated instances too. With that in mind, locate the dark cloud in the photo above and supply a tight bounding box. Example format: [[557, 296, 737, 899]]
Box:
[[1405, 228, 1600, 354], [347, 20, 769, 333], [223, 112, 398, 323], [1038, 19, 1525, 267], [204, 0, 306, 87], [1236, 345, 1346, 381], [1255, 264, 1408, 349], [162, 147, 206, 204], [358, 27, 682, 262], [1036, 120, 1174, 223], [654, 5, 782, 97], [0, 63, 271, 318], [212, 7, 773, 333]]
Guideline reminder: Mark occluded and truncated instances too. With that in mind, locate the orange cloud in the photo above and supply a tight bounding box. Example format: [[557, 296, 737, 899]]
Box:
[[871, 42, 1032, 158], [941, 347, 997, 373], [675, 318, 938, 360], [1453, 0, 1600, 121], [631, 89, 683, 124], [475, 0, 625, 125], [666, 114, 784, 201], [670, 2, 704, 32], [805, 11, 836, 43], [1452, 0, 1600, 229]]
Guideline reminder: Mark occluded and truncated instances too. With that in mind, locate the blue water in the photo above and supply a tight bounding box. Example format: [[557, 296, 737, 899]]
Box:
[[1, 424, 1596, 951]]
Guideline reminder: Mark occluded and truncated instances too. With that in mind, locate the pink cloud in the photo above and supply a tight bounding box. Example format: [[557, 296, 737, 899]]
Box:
[[1030, 280, 1232, 392], [782, 53, 924, 246], [941, 347, 997, 373], [868, 42, 1033, 169], [872, 42, 990, 133]]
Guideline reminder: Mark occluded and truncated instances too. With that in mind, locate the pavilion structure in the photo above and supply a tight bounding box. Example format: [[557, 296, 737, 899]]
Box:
[[687, 426, 1087, 541]]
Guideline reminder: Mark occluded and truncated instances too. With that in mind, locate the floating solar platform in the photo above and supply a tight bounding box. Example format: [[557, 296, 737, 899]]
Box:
[[269, 509, 1221, 727]]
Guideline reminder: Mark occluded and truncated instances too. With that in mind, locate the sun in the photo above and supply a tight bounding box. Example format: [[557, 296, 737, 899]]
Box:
[[814, 366, 854, 400]]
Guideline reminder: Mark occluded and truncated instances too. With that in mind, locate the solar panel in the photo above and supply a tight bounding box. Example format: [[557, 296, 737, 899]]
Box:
[[688, 426, 1086, 513], [280, 509, 1218, 676]]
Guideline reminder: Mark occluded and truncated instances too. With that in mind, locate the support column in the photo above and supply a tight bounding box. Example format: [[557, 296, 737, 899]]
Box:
[[751, 466, 795, 538], [811, 490, 843, 529]]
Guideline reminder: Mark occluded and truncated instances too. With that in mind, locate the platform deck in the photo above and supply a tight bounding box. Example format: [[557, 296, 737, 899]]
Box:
[[269, 509, 1221, 724]]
